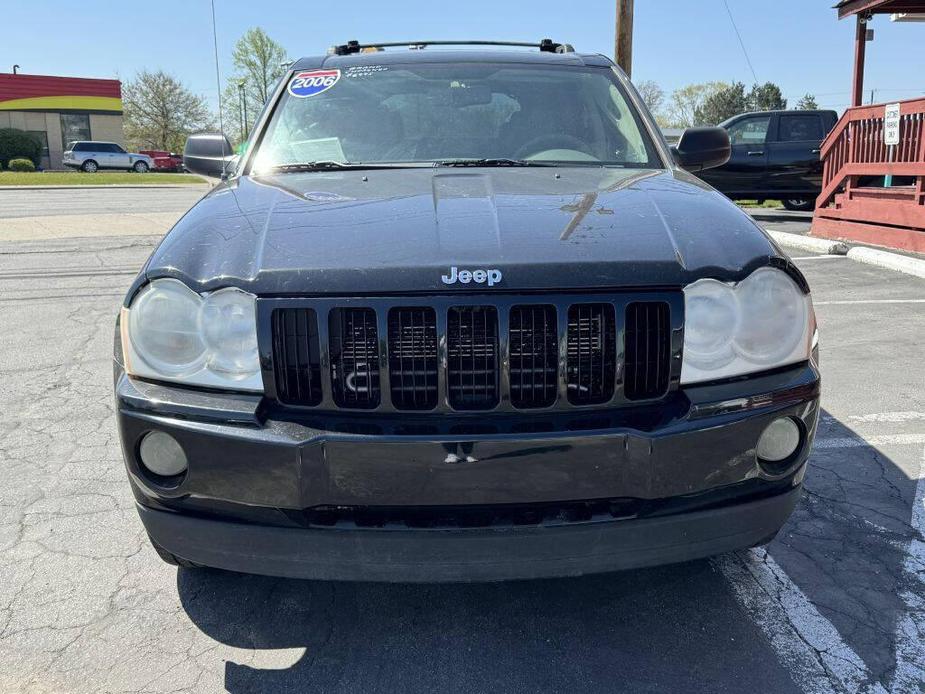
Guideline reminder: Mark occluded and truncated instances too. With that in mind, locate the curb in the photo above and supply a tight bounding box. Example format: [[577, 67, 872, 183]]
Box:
[[768, 228, 925, 280], [846, 246, 925, 279], [765, 230, 849, 255]]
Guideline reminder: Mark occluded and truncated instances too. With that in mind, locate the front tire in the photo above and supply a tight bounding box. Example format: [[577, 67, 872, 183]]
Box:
[[80, 160, 98, 173], [782, 198, 815, 212], [132, 160, 149, 173]]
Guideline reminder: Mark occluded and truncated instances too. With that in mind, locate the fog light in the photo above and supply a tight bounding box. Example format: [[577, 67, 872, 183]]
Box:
[[756, 417, 801, 463], [139, 431, 188, 477]]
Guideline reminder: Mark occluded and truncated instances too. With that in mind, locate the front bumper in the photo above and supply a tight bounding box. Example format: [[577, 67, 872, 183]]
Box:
[[116, 363, 820, 581], [139, 486, 801, 582]]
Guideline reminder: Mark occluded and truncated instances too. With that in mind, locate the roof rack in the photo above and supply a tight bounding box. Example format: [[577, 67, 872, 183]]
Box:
[[331, 39, 574, 56]]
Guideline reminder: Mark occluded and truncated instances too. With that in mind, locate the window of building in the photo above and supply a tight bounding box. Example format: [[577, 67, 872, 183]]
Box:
[[26, 130, 49, 160], [60, 114, 91, 151]]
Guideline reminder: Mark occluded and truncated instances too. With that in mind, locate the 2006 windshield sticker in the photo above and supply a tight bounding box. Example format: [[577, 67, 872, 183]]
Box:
[[288, 69, 341, 98]]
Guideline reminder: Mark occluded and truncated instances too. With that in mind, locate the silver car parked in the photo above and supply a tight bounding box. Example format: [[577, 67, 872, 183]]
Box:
[[62, 141, 153, 173]]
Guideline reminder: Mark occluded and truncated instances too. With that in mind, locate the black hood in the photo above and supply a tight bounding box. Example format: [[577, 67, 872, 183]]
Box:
[[139, 167, 779, 297]]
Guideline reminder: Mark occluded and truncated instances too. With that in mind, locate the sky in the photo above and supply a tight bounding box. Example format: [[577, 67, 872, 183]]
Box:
[[4, 0, 924, 115]]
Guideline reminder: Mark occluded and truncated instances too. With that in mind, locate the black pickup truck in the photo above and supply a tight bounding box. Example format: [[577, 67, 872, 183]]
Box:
[[698, 109, 838, 211]]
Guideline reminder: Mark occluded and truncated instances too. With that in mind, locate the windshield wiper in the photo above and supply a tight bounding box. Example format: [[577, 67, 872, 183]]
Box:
[[267, 161, 430, 173], [436, 158, 555, 168]]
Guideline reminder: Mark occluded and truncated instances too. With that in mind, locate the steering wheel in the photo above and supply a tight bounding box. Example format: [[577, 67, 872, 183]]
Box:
[[514, 134, 594, 160]]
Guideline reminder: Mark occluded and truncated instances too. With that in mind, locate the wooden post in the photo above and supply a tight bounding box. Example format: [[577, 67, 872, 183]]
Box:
[[851, 14, 867, 107], [615, 0, 634, 78]]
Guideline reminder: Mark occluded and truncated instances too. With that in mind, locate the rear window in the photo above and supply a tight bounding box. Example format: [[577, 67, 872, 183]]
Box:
[[778, 114, 823, 142], [253, 62, 661, 171], [72, 142, 89, 152]]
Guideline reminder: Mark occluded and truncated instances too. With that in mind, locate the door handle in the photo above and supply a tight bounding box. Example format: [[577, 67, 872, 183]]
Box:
[[747, 151, 765, 156], [811, 148, 821, 154]]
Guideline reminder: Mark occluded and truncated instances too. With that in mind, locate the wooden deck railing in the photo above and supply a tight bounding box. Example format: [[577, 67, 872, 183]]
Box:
[[816, 97, 925, 230]]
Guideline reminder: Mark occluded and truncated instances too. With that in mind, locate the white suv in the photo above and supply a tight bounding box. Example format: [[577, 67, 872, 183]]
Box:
[[62, 141, 154, 173]]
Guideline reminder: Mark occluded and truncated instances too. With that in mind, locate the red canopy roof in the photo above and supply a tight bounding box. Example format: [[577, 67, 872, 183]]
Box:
[[835, 0, 925, 19]]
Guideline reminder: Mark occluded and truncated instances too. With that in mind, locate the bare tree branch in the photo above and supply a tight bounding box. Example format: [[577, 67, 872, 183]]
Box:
[[123, 70, 214, 152]]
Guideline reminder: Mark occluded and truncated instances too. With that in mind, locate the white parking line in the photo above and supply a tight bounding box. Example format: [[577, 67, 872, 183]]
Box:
[[814, 434, 925, 449], [722, 422, 925, 692], [813, 300, 925, 306], [887, 448, 925, 693], [791, 255, 846, 260], [849, 412, 925, 424], [716, 549, 886, 694]]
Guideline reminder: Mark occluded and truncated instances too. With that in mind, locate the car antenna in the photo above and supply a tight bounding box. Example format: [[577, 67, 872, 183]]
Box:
[[209, 0, 229, 178]]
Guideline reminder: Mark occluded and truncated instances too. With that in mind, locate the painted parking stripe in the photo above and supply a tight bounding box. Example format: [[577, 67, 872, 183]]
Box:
[[888, 448, 925, 693], [813, 434, 925, 449], [716, 549, 886, 694], [848, 412, 925, 424], [813, 300, 925, 306], [722, 428, 925, 691]]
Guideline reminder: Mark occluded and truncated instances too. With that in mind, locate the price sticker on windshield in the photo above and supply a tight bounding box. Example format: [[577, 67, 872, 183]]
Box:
[[288, 69, 341, 98]]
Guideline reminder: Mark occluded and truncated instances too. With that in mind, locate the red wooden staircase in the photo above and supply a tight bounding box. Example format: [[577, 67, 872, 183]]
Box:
[[812, 97, 925, 253]]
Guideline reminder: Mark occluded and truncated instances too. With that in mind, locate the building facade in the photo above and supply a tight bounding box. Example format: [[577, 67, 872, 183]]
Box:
[[0, 73, 123, 169]]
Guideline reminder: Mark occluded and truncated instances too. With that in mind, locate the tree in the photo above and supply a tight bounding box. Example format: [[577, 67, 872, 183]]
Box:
[[666, 82, 728, 127], [748, 82, 787, 111], [224, 27, 288, 144], [695, 81, 748, 126], [636, 80, 665, 120], [795, 93, 819, 110], [123, 70, 213, 152]]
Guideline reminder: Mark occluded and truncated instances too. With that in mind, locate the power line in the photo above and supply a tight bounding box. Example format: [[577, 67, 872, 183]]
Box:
[[722, 0, 758, 84]]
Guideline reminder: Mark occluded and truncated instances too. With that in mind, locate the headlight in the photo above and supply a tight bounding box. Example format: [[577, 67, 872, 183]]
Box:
[[122, 279, 262, 391], [681, 267, 813, 384]]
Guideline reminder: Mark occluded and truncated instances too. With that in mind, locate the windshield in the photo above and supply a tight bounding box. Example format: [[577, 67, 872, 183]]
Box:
[[251, 62, 661, 171]]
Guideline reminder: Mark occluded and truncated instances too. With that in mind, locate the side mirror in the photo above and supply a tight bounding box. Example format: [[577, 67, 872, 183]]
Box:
[[183, 133, 237, 178], [670, 127, 731, 173]]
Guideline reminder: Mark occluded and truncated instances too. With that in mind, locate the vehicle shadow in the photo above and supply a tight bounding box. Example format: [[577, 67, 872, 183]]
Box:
[[745, 210, 813, 224], [178, 557, 800, 693], [176, 409, 920, 693], [768, 409, 920, 686]]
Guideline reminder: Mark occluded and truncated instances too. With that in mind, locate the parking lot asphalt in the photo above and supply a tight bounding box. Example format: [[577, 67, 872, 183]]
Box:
[[0, 189, 923, 693]]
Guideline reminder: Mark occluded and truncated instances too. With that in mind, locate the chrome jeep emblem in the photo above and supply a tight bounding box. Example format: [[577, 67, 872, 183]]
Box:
[[441, 266, 502, 287]]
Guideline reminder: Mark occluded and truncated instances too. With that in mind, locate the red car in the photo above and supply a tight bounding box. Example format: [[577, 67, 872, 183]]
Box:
[[138, 150, 184, 172]]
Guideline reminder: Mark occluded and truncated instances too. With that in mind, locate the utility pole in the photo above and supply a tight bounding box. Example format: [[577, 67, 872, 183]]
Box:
[[615, 0, 634, 78], [237, 80, 248, 140]]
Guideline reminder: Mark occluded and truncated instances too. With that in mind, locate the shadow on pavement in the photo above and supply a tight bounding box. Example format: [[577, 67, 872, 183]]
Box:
[[178, 558, 800, 693], [176, 410, 919, 693], [745, 210, 813, 224], [769, 409, 920, 685]]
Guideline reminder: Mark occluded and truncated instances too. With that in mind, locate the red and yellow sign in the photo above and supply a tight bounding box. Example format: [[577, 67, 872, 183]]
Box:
[[0, 74, 122, 112]]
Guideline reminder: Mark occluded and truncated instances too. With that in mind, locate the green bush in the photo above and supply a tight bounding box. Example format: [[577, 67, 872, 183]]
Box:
[[0, 129, 42, 168], [8, 158, 36, 172]]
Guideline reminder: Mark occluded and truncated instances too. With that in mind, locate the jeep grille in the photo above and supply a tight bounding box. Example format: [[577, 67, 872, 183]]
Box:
[[265, 294, 679, 412]]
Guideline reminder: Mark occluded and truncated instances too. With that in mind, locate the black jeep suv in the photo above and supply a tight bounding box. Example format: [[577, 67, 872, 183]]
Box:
[[114, 40, 820, 582]]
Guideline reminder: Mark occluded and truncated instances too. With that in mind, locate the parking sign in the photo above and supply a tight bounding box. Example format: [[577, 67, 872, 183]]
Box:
[[884, 103, 900, 146]]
